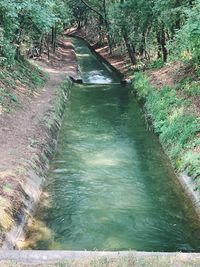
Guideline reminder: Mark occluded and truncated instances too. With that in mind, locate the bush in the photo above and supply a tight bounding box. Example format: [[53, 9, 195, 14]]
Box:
[[176, 0, 200, 63], [150, 59, 165, 69], [179, 78, 200, 96], [133, 72, 154, 98], [0, 59, 47, 112], [133, 73, 200, 180]]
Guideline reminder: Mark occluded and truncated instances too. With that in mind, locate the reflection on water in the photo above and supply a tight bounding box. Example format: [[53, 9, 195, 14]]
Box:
[[23, 38, 200, 252]]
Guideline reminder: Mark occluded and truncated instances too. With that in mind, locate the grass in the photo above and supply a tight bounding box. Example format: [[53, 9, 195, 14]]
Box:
[[177, 77, 200, 96], [0, 59, 47, 113], [150, 58, 165, 69], [133, 72, 200, 183]]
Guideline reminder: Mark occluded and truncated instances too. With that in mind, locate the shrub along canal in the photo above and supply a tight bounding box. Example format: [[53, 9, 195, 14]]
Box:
[[24, 38, 200, 251]]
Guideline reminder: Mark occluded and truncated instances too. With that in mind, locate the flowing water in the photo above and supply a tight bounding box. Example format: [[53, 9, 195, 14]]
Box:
[[26, 38, 200, 251]]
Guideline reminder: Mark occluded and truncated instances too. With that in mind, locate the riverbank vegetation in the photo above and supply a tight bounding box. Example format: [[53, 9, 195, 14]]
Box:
[[0, 60, 46, 113], [134, 72, 199, 182]]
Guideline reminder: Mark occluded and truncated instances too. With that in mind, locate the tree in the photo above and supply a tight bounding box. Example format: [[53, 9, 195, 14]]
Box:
[[0, 0, 71, 65]]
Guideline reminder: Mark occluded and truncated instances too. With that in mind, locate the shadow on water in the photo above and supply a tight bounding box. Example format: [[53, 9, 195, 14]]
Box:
[[22, 38, 200, 252]]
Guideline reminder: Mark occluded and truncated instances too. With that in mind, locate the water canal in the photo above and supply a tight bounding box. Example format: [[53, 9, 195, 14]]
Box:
[[25, 38, 200, 251]]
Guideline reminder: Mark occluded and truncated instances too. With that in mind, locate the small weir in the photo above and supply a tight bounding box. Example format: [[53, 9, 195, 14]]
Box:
[[24, 38, 200, 251]]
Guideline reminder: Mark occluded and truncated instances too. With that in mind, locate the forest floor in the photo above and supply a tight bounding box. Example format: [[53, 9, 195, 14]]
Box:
[[0, 38, 78, 243], [146, 61, 200, 115]]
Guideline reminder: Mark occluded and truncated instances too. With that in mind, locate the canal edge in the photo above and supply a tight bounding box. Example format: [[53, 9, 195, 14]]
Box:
[[178, 172, 200, 217], [2, 77, 73, 250]]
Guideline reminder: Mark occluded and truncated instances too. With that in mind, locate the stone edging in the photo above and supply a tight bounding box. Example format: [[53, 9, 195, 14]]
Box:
[[178, 172, 200, 217], [2, 78, 73, 249], [0, 251, 200, 265]]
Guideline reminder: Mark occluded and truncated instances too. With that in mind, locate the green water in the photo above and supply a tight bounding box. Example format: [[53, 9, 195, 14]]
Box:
[[74, 38, 121, 84], [29, 39, 200, 251]]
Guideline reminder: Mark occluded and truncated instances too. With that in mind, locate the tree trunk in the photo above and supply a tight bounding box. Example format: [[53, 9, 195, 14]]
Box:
[[160, 25, 168, 62], [98, 15, 104, 46], [157, 24, 168, 62], [53, 24, 57, 53], [123, 32, 137, 65], [156, 32, 162, 59], [47, 33, 50, 60], [39, 34, 44, 56], [77, 20, 81, 29], [139, 32, 146, 57], [103, 0, 112, 54]]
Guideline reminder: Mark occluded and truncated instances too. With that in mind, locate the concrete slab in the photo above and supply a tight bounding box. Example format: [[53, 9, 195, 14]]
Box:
[[0, 251, 200, 265]]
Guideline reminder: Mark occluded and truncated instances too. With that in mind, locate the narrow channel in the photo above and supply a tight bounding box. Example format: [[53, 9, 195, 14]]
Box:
[[25, 38, 200, 251]]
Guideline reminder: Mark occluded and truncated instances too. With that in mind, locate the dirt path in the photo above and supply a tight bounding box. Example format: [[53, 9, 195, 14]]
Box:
[[0, 38, 77, 172], [0, 38, 78, 239]]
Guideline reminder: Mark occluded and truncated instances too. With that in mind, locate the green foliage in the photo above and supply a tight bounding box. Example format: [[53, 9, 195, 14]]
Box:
[[182, 150, 200, 178], [179, 77, 200, 96], [14, 60, 47, 91], [10, 0, 193, 65], [150, 59, 165, 69], [0, 0, 71, 66], [133, 73, 200, 179], [175, 0, 200, 63], [133, 72, 154, 98], [0, 60, 47, 112], [0, 87, 18, 112]]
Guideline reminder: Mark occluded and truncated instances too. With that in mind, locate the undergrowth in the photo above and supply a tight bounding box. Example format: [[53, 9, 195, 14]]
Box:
[[133, 72, 200, 183], [0, 59, 47, 113], [177, 77, 200, 96]]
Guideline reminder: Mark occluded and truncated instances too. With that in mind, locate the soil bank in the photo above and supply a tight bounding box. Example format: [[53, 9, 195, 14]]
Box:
[[0, 37, 78, 248]]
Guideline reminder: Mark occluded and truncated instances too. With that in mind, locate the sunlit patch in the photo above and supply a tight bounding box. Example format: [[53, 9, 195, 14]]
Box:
[[40, 191, 51, 209], [53, 168, 69, 173], [169, 106, 184, 122], [69, 129, 82, 137], [76, 53, 89, 58], [49, 241, 63, 250], [0, 197, 14, 230], [99, 216, 110, 222], [18, 218, 53, 249], [95, 134, 113, 141], [87, 152, 120, 166]]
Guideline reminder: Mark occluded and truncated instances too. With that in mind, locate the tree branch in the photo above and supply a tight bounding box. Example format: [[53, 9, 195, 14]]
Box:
[[80, 0, 104, 19]]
